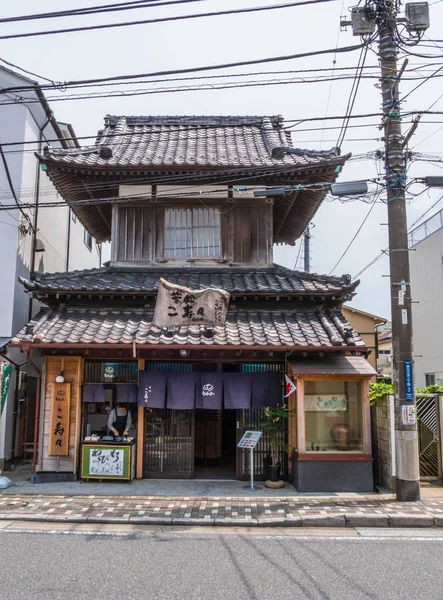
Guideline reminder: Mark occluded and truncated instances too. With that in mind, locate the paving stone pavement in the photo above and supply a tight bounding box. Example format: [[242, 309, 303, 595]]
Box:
[[1, 493, 443, 527]]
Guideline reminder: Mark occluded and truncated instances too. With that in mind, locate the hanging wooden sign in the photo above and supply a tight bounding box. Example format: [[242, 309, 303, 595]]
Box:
[[49, 383, 71, 456], [153, 278, 230, 329]]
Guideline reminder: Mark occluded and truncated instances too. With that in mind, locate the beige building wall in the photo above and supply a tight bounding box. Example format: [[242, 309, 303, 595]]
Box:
[[343, 305, 386, 373]]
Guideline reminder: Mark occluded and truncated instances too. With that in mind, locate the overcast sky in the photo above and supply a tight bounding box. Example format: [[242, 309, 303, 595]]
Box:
[[2, 0, 443, 319]]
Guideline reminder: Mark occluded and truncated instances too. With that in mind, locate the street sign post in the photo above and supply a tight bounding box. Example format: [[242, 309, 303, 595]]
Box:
[[238, 430, 262, 491]]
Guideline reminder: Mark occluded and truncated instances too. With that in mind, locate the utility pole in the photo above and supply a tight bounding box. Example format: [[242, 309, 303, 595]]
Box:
[[379, 0, 420, 502], [342, 1, 430, 500]]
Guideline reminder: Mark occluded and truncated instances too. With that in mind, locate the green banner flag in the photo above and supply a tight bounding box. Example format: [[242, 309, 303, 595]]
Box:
[[1, 364, 13, 415]]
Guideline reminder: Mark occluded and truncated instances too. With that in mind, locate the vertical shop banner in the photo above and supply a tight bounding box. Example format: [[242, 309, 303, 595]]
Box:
[[153, 278, 230, 329], [0, 364, 13, 415], [49, 383, 71, 456]]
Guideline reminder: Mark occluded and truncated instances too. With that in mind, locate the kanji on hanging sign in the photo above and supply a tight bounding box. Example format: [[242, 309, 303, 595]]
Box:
[[49, 383, 71, 456], [153, 278, 230, 329], [283, 375, 297, 398]]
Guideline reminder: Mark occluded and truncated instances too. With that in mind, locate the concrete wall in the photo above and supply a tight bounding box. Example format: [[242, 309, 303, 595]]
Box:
[[410, 227, 443, 388], [371, 395, 395, 491]]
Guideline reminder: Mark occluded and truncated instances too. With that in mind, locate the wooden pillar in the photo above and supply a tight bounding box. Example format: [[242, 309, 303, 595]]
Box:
[[136, 359, 145, 480], [361, 379, 372, 455], [296, 378, 305, 453]]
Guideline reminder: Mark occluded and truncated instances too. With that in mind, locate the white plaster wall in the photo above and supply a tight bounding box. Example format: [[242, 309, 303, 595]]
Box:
[[0, 67, 102, 464], [410, 227, 443, 388]]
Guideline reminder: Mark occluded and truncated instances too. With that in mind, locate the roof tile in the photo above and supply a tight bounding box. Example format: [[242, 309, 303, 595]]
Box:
[[13, 306, 365, 349]]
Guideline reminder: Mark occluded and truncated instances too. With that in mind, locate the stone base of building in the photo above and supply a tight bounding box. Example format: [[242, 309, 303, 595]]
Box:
[[35, 472, 78, 483], [292, 455, 374, 493]]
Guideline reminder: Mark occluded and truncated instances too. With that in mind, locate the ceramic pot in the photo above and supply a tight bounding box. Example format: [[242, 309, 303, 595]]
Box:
[[330, 423, 351, 451]]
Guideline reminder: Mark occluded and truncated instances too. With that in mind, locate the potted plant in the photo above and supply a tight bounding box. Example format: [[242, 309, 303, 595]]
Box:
[[259, 403, 296, 485]]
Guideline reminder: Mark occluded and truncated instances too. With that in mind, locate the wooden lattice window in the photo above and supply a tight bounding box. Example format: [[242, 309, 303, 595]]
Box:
[[164, 208, 220, 258]]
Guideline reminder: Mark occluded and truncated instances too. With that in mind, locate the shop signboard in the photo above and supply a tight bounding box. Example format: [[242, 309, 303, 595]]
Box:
[[81, 444, 134, 480], [153, 278, 230, 329], [48, 383, 71, 456], [305, 395, 347, 411]]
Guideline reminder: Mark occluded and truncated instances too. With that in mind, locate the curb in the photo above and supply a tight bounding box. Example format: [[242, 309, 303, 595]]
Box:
[[1, 512, 443, 528]]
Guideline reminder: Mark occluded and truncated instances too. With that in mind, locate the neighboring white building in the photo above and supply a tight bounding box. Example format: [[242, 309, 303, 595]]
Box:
[[409, 209, 443, 388], [0, 65, 102, 468]]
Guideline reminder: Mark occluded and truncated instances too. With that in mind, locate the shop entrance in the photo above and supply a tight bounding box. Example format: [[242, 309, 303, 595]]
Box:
[[194, 409, 237, 479]]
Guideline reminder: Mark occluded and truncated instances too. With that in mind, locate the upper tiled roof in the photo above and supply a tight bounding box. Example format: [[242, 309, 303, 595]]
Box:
[[41, 115, 342, 170], [20, 265, 357, 297], [12, 306, 364, 349], [38, 114, 349, 243]]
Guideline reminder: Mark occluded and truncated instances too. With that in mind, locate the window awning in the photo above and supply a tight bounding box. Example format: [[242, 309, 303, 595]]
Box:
[[288, 355, 376, 377]]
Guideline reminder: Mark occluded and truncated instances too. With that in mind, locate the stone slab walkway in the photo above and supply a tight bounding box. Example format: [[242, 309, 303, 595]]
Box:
[[2, 493, 443, 527]]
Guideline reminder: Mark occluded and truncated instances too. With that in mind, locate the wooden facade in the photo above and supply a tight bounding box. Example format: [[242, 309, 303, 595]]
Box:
[[112, 198, 273, 267], [39, 357, 83, 475]]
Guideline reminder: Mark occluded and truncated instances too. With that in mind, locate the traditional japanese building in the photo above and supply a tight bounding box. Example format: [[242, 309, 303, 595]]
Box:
[[11, 115, 376, 491]]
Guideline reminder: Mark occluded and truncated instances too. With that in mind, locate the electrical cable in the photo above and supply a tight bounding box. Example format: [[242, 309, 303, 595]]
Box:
[[336, 45, 368, 148], [328, 194, 379, 275], [0, 143, 34, 231], [0, 0, 210, 24], [0, 0, 339, 41], [0, 43, 368, 94]]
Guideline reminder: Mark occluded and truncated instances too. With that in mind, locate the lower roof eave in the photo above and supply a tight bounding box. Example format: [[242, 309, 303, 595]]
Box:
[[13, 341, 367, 353]]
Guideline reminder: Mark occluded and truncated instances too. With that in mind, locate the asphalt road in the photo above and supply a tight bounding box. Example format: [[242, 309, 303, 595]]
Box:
[[1, 526, 442, 600]]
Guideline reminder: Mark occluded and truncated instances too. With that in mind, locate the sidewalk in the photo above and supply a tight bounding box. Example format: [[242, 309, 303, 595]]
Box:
[[1, 480, 443, 528]]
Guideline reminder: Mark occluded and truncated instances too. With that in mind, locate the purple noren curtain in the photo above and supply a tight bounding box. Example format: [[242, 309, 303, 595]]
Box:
[[116, 384, 138, 404], [83, 384, 105, 403], [138, 371, 167, 408], [196, 373, 223, 409], [224, 373, 251, 409], [167, 373, 196, 409], [251, 372, 282, 407]]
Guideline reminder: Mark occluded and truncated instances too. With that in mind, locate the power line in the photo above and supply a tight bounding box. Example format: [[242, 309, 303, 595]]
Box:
[[328, 195, 379, 275], [0, 0, 338, 41], [0, 0, 209, 24], [0, 43, 367, 94], [0, 143, 34, 230], [353, 193, 443, 280], [5, 69, 443, 107]]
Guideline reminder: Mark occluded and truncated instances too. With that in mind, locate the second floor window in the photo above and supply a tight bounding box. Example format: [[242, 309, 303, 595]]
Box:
[[84, 228, 92, 251], [164, 208, 220, 258]]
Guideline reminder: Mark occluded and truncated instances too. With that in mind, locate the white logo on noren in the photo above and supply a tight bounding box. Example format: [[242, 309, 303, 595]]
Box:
[[202, 383, 215, 396]]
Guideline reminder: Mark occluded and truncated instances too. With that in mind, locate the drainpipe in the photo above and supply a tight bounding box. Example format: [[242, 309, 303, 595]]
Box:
[[28, 114, 52, 322], [1, 353, 28, 468], [66, 209, 72, 271]]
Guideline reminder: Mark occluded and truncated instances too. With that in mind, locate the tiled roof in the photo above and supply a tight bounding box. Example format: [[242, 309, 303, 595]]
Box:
[[38, 114, 349, 243], [41, 115, 343, 170], [20, 265, 357, 297], [13, 306, 364, 348]]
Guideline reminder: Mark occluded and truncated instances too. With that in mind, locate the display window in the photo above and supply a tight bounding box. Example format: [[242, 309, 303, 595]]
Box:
[[304, 380, 363, 452]]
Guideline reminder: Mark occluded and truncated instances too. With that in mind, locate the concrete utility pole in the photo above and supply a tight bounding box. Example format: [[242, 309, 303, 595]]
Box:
[[379, 0, 420, 502], [342, 1, 430, 500]]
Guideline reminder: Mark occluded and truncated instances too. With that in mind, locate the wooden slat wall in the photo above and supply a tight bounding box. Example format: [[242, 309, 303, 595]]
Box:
[[116, 206, 154, 262], [40, 357, 83, 473], [232, 206, 270, 264], [114, 202, 272, 265]]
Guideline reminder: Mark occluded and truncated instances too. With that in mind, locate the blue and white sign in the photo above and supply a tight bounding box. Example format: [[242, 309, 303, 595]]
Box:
[[404, 360, 413, 402]]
